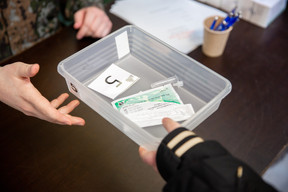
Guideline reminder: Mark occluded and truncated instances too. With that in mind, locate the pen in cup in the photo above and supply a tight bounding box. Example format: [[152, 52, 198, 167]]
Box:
[[212, 7, 241, 31], [226, 13, 240, 29], [215, 20, 228, 31], [209, 16, 218, 30], [202, 15, 234, 57]]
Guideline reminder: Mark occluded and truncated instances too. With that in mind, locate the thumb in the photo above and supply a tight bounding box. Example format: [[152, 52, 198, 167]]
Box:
[[17, 63, 39, 78], [74, 9, 85, 29], [139, 146, 158, 172], [162, 117, 181, 133]]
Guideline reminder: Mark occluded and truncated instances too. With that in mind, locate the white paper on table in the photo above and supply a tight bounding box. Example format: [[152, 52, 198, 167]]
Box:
[[110, 0, 226, 54]]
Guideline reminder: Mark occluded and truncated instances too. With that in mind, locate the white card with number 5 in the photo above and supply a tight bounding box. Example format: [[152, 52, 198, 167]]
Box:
[[88, 64, 139, 99]]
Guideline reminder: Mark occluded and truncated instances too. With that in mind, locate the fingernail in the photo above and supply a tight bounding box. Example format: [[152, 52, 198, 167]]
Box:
[[76, 33, 82, 40], [78, 121, 85, 126]]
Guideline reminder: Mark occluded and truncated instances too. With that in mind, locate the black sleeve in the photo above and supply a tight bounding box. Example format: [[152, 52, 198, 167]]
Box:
[[156, 128, 277, 192]]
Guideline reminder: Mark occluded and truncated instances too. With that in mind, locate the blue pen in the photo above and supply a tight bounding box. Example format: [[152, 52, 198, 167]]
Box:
[[225, 13, 241, 29], [215, 11, 233, 31], [224, 12, 233, 23], [210, 16, 218, 30], [215, 20, 228, 31], [215, 7, 240, 31], [215, 13, 232, 31], [230, 6, 237, 15], [220, 21, 229, 31], [228, 16, 239, 27]]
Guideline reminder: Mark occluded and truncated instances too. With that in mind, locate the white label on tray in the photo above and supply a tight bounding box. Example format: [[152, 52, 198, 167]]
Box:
[[115, 31, 130, 59], [88, 64, 139, 99]]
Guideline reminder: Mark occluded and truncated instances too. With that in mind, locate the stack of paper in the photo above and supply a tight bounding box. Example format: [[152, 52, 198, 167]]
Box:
[[110, 0, 226, 54]]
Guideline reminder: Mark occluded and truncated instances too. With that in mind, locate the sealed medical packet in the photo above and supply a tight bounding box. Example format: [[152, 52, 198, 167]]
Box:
[[112, 84, 183, 111], [112, 84, 195, 127], [124, 104, 194, 127]]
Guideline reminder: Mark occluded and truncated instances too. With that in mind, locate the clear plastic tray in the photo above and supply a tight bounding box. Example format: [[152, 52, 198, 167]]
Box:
[[58, 25, 232, 150]]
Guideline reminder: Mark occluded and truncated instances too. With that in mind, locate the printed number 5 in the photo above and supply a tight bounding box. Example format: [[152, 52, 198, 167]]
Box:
[[105, 76, 122, 87]]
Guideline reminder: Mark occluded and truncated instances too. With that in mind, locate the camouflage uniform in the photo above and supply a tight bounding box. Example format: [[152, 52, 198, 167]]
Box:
[[0, 0, 104, 61]]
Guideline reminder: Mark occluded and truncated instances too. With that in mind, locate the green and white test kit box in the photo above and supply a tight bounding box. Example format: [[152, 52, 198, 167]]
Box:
[[58, 25, 231, 150]]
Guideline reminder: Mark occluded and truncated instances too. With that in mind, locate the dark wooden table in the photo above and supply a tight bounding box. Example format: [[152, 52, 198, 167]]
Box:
[[1, 4, 287, 192]]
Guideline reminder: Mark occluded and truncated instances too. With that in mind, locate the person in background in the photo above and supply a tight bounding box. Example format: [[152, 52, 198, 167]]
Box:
[[0, 0, 112, 125], [139, 118, 277, 192], [0, 0, 112, 60]]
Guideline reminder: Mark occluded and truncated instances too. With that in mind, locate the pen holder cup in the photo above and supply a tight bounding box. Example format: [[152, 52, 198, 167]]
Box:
[[202, 16, 232, 57]]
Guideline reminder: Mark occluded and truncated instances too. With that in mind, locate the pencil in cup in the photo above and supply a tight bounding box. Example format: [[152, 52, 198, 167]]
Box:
[[202, 16, 233, 57]]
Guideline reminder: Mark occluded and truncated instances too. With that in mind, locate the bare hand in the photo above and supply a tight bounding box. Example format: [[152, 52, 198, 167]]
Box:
[[0, 62, 85, 126], [74, 6, 112, 39], [139, 118, 181, 171]]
